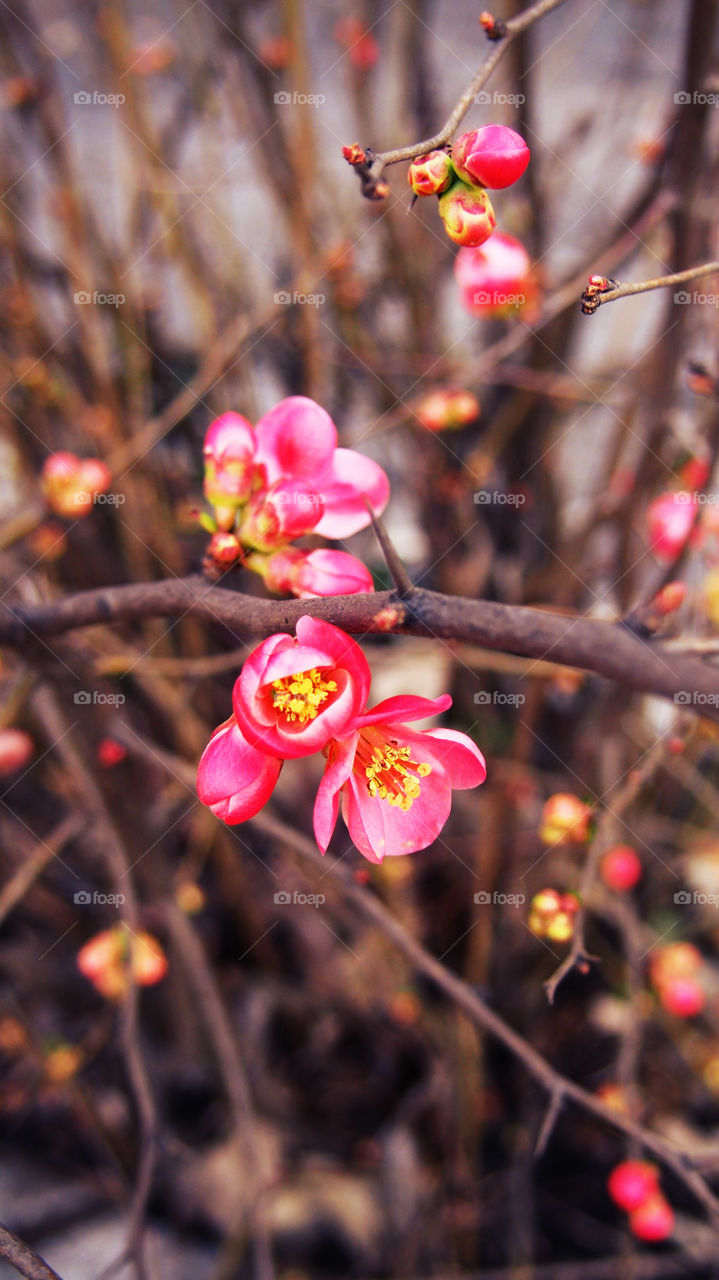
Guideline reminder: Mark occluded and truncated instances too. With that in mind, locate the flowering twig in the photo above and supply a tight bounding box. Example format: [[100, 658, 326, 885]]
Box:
[[3, 577, 719, 715], [345, 0, 569, 197], [580, 260, 719, 314]]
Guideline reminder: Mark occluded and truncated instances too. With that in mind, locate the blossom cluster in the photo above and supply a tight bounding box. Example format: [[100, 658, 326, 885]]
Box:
[[200, 395, 389, 597], [197, 617, 486, 863], [408, 125, 530, 247]]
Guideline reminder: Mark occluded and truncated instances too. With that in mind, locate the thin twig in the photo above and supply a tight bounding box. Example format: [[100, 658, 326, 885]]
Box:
[[0, 1223, 65, 1280]]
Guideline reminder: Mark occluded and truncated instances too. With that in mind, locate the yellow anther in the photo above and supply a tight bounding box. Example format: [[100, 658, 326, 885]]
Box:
[[271, 667, 337, 724]]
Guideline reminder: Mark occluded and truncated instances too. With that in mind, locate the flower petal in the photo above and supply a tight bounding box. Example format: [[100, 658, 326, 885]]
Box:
[[197, 721, 281, 823], [254, 397, 337, 482], [421, 728, 487, 788], [343, 762, 452, 860], [313, 735, 358, 852], [313, 448, 390, 539], [352, 694, 452, 729]]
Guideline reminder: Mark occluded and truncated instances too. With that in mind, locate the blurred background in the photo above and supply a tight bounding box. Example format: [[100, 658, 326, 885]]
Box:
[[2, 0, 719, 1276]]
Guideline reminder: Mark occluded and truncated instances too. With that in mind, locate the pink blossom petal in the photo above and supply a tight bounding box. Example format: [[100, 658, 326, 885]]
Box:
[[254, 397, 337, 482], [313, 448, 390, 539], [417, 727, 487, 788], [343, 762, 452, 860], [313, 736, 358, 852], [197, 721, 281, 823], [353, 694, 452, 729]]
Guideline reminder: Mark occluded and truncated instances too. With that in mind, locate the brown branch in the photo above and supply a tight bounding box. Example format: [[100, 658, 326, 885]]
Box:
[[581, 260, 719, 314], [2, 577, 719, 715], [0, 1224, 65, 1280], [250, 808, 719, 1226], [347, 0, 569, 196]]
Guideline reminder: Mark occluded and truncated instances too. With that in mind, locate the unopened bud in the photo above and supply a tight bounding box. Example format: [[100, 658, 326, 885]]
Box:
[[452, 125, 530, 190], [438, 180, 496, 247], [408, 150, 454, 196]]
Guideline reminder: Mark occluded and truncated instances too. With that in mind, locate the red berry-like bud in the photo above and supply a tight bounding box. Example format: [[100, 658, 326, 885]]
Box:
[[600, 845, 642, 892], [414, 388, 480, 431], [408, 150, 454, 196], [658, 975, 705, 1018], [97, 738, 127, 768], [438, 181, 496, 247], [629, 1194, 674, 1242], [207, 531, 243, 567], [452, 125, 530, 190], [0, 728, 34, 775], [652, 581, 686, 616], [607, 1161, 660, 1212]]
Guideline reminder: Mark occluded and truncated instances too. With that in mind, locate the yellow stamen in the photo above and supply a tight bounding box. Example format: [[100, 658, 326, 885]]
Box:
[[271, 668, 337, 724], [357, 730, 432, 811]]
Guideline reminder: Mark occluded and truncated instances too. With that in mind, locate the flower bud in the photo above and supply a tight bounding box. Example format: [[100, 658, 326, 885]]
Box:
[[0, 728, 34, 775], [264, 546, 373, 597], [629, 1194, 674, 1242], [528, 889, 579, 943], [97, 738, 127, 768], [203, 412, 258, 525], [539, 793, 592, 844], [438, 180, 496, 247], [454, 231, 535, 315], [652, 581, 686, 617], [408, 150, 454, 196], [414, 388, 480, 431], [600, 844, 642, 892], [646, 491, 698, 561], [238, 479, 324, 552], [452, 125, 530, 190], [607, 1161, 660, 1212], [207, 530, 243, 568]]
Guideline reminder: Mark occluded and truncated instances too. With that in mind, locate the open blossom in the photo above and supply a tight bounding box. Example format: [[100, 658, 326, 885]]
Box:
[[41, 452, 111, 518], [264, 547, 373, 597], [313, 694, 486, 862], [253, 397, 388, 539], [197, 716, 283, 822], [454, 231, 535, 316], [234, 616, 371, 758]]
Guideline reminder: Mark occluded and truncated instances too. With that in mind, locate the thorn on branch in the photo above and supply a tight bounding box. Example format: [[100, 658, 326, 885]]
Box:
[[364, 501, 414, 598], [479, 11, 507, 39]]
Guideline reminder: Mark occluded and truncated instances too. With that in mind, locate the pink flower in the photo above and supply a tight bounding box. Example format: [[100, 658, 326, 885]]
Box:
[[454, 231, 534, 315], [41, 452, 111, 519], [264, 547, 373, 597], [234, 616, 371, 758], [313, 694, 487, 862], [254, 397, 389, 539], [452, 125, 530, 190], [203, 412, 258, 527], [197, 716, 282, 822], [646, 492, 698, 560], [238, 478, 324, 551]]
